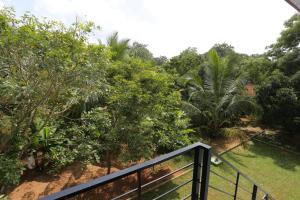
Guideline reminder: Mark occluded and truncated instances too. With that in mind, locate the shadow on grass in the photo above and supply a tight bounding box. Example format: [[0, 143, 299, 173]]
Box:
[[211, 162, 237, 179], [230, 150, 257, 158], [247, 140, 300, 171], [224, 140, 300, 172], [222, 152, 248, 168]]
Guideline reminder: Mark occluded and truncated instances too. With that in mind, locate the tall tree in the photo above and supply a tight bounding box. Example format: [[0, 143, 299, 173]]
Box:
[[184, 50, 258, 136], [268, 14, 300, 75], [166, 47, 203, 75], [240, 55, 273, 85], [107, 32, 130, 61], [154, 56, 168, 66], [209, 43, 235, 58], [0, 9, 109, 187], [128, 42, 154, 61], [257, 14, 300, 133]]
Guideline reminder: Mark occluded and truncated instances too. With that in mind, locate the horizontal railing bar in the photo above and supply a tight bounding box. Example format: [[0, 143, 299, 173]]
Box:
[[42, 142, 209, 200], [153, 179, 193, 200], [210, 170, 236, 185], [208, 184, 234, 197], [111, 188, 138, 200], [142, 162, 193, 188], [113, 162, 193, 199], [182, 193, 191, 200], [213, 153, 258, 184], [212, 152, 273, 198], [238, 184, 253, 194]]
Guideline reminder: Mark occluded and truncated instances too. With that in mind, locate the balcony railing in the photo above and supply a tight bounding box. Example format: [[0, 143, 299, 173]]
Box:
[[42, 142, 273, 200]]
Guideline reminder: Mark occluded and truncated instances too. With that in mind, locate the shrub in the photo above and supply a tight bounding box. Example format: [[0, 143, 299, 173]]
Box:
[[291, 71, 300, 95], [257, 72, 299, 132], [46, 146, 76, 173], [221, 128, 245, 139], [0, 155, 24, 188]]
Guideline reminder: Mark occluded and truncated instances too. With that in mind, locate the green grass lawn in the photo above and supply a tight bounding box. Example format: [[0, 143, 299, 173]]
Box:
[[141, 140, 300, 200], [222, 140, 300, 200]]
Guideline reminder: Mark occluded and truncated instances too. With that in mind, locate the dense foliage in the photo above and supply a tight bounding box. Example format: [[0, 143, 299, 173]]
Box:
[[183, 50, 258, 136], [0, 9, 191, 189], [0, 8, 299, 192], [257, 14, 300, 132]]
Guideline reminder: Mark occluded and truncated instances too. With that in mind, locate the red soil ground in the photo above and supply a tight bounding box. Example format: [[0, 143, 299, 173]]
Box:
[[9, 163, 173, 200], [9, 125, 263, 200]]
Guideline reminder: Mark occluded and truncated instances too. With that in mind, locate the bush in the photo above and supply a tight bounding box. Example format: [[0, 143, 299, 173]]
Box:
[[46, 146, 76, 173], [257, 72, 299, 132], [221, 128, 245, 139], [0, 155, 24, 188], [291, 71, 300, 95]]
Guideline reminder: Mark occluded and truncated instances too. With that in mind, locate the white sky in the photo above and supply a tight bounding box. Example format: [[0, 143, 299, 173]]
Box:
[[1, 0, 297, 57]]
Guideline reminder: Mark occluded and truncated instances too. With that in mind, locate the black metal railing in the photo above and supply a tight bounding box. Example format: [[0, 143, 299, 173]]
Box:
[[42, 142, 274, 200], [208, 152, 274, 200], [42, 142, 211, 200]]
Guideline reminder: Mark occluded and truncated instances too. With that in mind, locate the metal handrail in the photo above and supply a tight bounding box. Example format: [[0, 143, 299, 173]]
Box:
[[42, 142, 211, 200], [112, 162, 194, 200], [152, 179, 193, 200], [210, 169, 236, 185], [212, 152, 274, 200], [208, 184, 235, 197], [141, 162, 193, 189], [41, 140, 274, 200]]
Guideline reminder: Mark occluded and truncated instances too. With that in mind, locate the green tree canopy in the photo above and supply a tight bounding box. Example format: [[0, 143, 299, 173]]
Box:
[[166, 47, 203, 76], [184, 50, 259, 135], [128, 42, 154, 62], [268, 14, 300, 75], [107, 31, 130, 61]]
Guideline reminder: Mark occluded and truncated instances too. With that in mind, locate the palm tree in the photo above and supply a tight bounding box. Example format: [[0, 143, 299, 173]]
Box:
[[183, 49, 259, 136], [107, 32, 130, 61]]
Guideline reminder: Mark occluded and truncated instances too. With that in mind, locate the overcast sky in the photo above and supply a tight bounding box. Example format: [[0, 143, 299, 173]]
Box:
[[0, 0, 297, 57]]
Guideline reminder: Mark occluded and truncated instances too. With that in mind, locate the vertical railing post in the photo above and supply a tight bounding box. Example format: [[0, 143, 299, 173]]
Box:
[[252, 185, 258, 200], [263, 194, 269, 200], [233, 172, 240, 200], [192, 146, 201, 200], [137, 170, 142, 199], [199, 147, 211, 200]]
